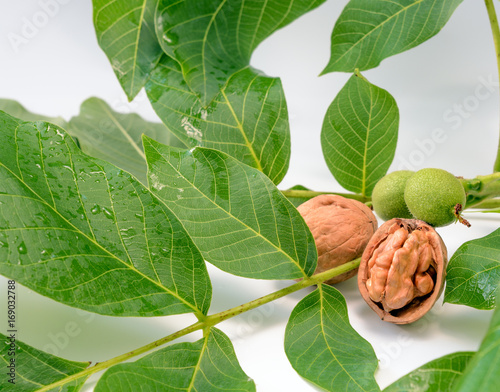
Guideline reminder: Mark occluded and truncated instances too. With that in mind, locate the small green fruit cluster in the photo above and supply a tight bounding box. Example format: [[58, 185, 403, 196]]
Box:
[[372, 168, 467, 227]]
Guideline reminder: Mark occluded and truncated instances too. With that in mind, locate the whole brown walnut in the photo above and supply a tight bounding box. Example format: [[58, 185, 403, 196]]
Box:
[[358, 218, 447, 324], [297, 195, 378, 284]]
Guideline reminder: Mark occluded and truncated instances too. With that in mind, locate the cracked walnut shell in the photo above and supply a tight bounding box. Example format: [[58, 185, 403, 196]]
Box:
[[358, 218, 447, 324], [297, 195, 378, 284]]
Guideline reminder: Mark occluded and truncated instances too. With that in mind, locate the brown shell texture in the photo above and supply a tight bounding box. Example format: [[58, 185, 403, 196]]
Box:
[[358, 218, 448, 324], [297, 195, 378, 284]]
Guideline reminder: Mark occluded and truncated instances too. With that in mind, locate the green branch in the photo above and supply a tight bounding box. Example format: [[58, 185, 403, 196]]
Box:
[[281, 189, 370, 203], [39, 258, 361, 391], [461, 173, 500, 208], [484, 0, 500, 172], [469, 198, 500, 210], [36, 320, 205, 391]]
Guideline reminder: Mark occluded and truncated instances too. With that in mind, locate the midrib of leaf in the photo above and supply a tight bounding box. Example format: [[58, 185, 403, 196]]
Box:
[[186, 330, 210, 391], [361, 87, 374, 197], [318, 285, 365, 391], [129, 0, 148, 97], [98, 100, 146, 160], [202, 0, 228, 100], [1, 139, 202, 316], [37, 126, 57, 207], [220, 85, 264, 173], [329, 0, 425, 68], [99, 156, 136, 268], [146, 141, 306, 276]]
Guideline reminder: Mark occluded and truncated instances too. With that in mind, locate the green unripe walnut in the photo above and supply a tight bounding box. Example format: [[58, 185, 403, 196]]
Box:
[[404, 168, 466, 227], [372, 170, 414, 220]]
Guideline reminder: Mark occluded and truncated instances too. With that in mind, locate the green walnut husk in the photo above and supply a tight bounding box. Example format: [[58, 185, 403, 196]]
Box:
[[404, 168, 466, 227], [372, 170, 414, 220]]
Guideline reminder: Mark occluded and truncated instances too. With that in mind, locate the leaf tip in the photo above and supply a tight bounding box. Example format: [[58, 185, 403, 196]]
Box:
[[318, 65, 331, 77], [141, 133, 153, 144]]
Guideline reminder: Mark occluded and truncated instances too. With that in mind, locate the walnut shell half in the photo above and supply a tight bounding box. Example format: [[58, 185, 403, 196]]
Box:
[[297, 195, 378, 284], [358, 218, 447, 324]]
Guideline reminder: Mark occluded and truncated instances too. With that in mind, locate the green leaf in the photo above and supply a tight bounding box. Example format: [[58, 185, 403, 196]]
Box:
[[452, 291, 500, 392], [155, 0, 326, 104], [0, 332, 89, 391], [284, 284, 380, 392], [321, 73, 399, 196], [322, 0, 463, 74], [68, 97, 186, 184], [383, 352, 474, 392], [444, 228, 500, 310], [143, 137, 317, 280], [0, 99, 67, 128], [145, 56, 290, 185], [95, 328, 255, 392], [0, 112, 211, 317], [92, 0, 163, 100]]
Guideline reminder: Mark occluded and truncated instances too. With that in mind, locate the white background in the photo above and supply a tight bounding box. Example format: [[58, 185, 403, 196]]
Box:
[[0, 0, 498, 390]]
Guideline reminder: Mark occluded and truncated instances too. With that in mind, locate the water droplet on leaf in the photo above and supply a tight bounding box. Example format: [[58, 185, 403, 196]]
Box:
[[18, 241, 27, 255]]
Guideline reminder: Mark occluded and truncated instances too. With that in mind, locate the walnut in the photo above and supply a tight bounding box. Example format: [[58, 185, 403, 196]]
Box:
[[297, 195, 378, 284], [358, 218, 447, 324]]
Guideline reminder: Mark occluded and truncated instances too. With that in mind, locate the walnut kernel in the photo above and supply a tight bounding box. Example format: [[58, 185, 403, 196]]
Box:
[[358, 218, 447, 324]]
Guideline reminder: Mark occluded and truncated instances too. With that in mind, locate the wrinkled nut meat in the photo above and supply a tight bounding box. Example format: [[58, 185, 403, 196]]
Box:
[[297, 195, 378, 284], [358, 218, 447, 324]]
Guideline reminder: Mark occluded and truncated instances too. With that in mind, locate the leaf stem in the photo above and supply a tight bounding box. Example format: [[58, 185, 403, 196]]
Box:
[[484, 0, 500, 172], [40, 258, 361, 390], [353, 68, 367, 81], [280, 189, 370, 203]]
